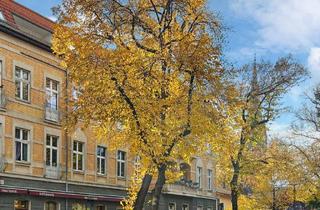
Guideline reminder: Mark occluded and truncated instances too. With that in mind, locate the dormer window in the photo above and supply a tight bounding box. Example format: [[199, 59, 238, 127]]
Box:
[[0, 11, 5, 22]]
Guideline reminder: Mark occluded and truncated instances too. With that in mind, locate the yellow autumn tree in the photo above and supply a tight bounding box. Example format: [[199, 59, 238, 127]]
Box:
[[213, 58, 307, 210], [52, 0, 226, 209]]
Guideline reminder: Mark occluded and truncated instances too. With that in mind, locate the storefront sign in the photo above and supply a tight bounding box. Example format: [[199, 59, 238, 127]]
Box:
[[0, 187, 123, 202]]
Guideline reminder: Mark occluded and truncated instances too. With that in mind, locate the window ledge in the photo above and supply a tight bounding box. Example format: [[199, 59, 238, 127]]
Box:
[[97, 173, 107, 177], [15, 98, 31, 104], [73, 170, 85, 174], [44, 119, 61, 126], [117, 176, 126, 180], [15, 161, 31, 166]]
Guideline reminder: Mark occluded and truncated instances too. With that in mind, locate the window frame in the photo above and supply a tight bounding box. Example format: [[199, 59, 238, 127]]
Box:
[[15, 127, 30, 162], [208, 169, 212, 190], [46, 134, 59, 167], [168, 202, 176, 210], [44, 201, 59, 210], [182, 203, 189, 210], [15, 66, 30, 102], [96, 146, 106, 175], [117, 150, 126, 178], [196, 166, 202, 188], [14, 200, 30, 210], [45, 78, 59, 110], [73, 141, 84, 171]]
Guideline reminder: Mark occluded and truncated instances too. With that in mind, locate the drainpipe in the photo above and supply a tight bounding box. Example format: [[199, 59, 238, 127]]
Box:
[[64, 69, 69, 210]]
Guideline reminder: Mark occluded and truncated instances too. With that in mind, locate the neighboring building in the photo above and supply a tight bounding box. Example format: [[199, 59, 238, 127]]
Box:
[[0, 1, 228, 210]]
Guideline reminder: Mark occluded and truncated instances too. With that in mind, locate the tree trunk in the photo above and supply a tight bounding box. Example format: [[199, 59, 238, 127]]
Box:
[[230, 161, 240, 210], [134, 173, 153, 210], [230, 130, 246, 210], [152, 164, 167, 210]]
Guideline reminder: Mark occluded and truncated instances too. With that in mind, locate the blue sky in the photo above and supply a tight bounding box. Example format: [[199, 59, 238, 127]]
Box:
[[17, 0, 320, 138]]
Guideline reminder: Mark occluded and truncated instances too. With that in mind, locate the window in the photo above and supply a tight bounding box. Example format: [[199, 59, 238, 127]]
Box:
[[168, 203, 176, 210], [14, 200, 29, 210], [196, 166, 202, 188], [97, 146, 106, 175], [15, 67, 30, 101], [96, 205, 106, 210], [15, 128, 29, 162], [218, 203, 225, 210], [117, 150, 126, 177], [73, 141, 84, 171], [208, 169, 212, 190], [46, 78, 59, 110], [72, 203, 89, 210], [46, 135, 58, 167], [182, 204, 189, 210], [0, 11, 5, 21], [45, 201, 58, 210]]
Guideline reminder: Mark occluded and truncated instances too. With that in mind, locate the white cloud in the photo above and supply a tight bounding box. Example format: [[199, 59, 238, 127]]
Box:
[[308, 48, 320, 84], [47, 16, 57, 22], [231, 0, 320, 52]]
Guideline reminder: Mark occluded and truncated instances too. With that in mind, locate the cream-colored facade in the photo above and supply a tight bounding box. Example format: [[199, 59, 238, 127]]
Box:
[[0, 1, 230, 209]]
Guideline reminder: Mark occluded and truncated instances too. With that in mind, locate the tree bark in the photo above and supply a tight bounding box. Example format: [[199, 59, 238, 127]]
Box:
[[230, 161, 240, 210], [230, 130, 246, 210], [134, 173, 153, 210], [152, 164, 167, 210]]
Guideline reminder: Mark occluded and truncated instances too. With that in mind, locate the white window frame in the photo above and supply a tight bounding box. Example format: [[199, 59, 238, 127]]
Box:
[[73, 141, 84, 171], [45, 78, 59, 110], [46, 135, 58, 167], [97, 146, 106, 175], [15, 66, 30, 102], [208, 169, 212, 190], [117, 150, 126, 178], [196, 166, 202, 188], [15, 127, 30, 162], [168, 202, 176, 210]]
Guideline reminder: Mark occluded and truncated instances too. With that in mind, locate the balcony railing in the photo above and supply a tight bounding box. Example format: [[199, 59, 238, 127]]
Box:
[[44, 103, 60, 122], [44, 164, 62, 179], [163, 179, 200, 195]]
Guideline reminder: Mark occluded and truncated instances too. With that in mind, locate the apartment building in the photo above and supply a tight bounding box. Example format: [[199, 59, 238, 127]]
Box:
[[0, 1, 229, 210]]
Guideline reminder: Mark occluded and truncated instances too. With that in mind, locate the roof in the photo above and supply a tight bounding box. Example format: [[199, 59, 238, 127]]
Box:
[[0, 0, 55, 51], [0, 0, 54, 31]]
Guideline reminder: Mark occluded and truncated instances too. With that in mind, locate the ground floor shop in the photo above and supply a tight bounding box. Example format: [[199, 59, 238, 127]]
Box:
[[0, 176, 222, 210], [0, 176, 125, 210]]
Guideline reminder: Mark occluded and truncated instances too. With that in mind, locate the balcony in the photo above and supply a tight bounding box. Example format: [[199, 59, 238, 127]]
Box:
[[44, 164, 62, 179], [44, 103, 60, 123], [163, 179, 200, 196]]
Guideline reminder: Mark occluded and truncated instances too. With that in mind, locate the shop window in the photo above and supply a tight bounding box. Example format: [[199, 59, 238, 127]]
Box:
[[168, 202, 176, 210], [14, 200, 29, 210], [182, 204, 189, 210], [45, 201, 58, 210], [96, 205, 106, 210], [72, 203, 90, 210]]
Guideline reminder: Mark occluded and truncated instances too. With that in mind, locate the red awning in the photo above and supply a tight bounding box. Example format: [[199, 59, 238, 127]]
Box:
[[0, 187, 123, 202]]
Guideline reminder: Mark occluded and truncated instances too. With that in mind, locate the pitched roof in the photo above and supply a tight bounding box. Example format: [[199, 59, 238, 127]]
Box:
[[0, 0, 54, 31]]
